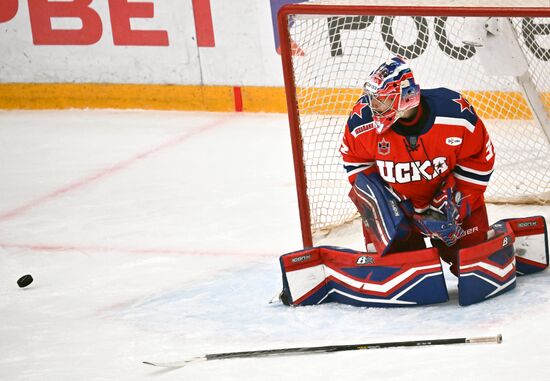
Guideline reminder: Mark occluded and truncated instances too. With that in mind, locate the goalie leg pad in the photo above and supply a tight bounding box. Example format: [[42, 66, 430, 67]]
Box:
[[458, 221, 517, 306], [279, 246, 448, 307], [349, 172, 411, 256], [503, 216, 548, 275]]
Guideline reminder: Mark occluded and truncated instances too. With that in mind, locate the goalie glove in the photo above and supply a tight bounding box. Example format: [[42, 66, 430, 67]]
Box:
[[413, 188, 466, 247]]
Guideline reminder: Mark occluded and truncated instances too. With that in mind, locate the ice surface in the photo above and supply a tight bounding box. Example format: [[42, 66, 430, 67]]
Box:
[[0, 110, 549, 380]]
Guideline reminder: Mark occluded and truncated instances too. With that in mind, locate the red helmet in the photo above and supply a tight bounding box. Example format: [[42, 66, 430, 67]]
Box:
[[363, 57, 421, 134]]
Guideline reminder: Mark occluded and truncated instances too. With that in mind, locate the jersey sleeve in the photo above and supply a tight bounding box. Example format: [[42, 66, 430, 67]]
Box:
[[340, 97, 377, 185], [452, 110, 495, 210]]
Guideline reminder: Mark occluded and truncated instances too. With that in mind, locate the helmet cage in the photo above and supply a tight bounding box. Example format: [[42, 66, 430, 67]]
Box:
[[364, 89, 400, 117]]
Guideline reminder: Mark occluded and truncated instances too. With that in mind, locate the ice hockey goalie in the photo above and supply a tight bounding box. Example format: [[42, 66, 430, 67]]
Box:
[[277, 57, 548, 307]]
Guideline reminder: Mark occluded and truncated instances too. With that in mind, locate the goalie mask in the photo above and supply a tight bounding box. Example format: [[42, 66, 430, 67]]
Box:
[[363, 57, 421, 134]]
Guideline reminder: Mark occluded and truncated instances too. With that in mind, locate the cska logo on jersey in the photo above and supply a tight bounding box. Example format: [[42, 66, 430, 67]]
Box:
[[378, 138, 390, 155], [377, 157, 449, 183]]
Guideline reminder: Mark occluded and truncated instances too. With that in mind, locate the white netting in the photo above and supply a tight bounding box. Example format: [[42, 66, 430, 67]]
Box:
[[284, 9, 550, 234]]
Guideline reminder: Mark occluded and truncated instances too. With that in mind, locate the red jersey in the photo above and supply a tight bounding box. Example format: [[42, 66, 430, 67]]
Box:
[[340, 87, 495, 213]]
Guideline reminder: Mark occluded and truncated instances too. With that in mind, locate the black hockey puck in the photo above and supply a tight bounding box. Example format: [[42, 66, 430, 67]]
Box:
[[17, 274, 33, 288]]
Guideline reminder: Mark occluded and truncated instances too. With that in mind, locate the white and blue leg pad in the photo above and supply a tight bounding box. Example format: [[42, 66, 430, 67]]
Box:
[[457, 221, 517, 306], [458, 216, 548, 306], [278, 246, 448, 307], [505, 216, 548, 275]]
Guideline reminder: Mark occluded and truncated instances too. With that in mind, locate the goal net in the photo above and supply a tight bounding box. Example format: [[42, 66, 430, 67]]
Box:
[[278, 3, 550, 247]]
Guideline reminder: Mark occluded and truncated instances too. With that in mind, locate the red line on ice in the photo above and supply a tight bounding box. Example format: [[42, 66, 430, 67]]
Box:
[[0, 117, 226, 221], [0, 242, 276, 257]]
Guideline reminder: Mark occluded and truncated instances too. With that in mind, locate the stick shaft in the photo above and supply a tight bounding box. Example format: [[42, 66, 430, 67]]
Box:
[[206, 334, 502, 360], [143, 334, 502, 367]]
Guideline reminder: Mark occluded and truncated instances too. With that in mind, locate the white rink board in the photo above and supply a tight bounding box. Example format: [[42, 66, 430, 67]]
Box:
[[1, 0, 547, 86], [1, 1, 202, 84]]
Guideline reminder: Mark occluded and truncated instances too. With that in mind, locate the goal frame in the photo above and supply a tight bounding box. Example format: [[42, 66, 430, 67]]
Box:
[[277, 4, 550, 248]]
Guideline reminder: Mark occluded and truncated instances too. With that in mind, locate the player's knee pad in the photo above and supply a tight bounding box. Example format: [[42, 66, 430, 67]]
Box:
[[349, 172, 411, 255], [278, 246, 448, 307]]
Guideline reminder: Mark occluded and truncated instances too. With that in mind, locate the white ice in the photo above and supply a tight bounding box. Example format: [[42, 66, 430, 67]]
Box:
[[0, 110, 549, 381]]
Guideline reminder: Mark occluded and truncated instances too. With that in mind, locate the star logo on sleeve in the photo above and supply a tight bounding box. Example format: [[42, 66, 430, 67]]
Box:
[[453, 95, 474, 114], [351, 99, 370, 120]]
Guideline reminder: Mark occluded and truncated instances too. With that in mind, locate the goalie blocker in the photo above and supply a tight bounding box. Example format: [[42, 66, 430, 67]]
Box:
[[278, 216, 548, 307]]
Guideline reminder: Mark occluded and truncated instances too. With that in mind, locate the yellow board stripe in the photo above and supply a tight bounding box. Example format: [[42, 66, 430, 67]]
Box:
[[241, 86, 288, 113], [1, 83, 548, 119], [0, 83, 235, 112]]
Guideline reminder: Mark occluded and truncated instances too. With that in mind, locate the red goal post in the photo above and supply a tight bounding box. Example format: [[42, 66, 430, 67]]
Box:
[[278, 4, 550, 248]]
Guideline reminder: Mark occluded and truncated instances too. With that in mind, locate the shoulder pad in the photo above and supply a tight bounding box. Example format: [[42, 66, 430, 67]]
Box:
[[424, 88, 479, 127], [347, 95, 375, 136]]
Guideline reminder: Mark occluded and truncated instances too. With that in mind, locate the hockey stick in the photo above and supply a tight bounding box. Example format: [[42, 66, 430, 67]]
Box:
[[143, 334, 502, 368]]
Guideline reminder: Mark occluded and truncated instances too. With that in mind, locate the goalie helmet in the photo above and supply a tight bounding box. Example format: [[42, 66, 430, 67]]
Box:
[[363, 56, 421, 134]]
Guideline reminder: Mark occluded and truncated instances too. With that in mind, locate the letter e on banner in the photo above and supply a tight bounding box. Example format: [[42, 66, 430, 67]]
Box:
[[109, 0, 169, 46], [192, 0, 215, 47], [28, 0, 102, 45], [0, 0, 18, 23]]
